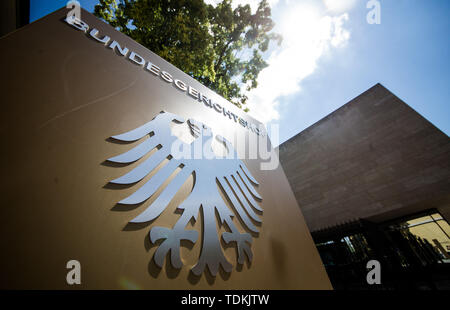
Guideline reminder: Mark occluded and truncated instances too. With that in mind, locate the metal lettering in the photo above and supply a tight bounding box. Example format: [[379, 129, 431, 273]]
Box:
[[145, 62, 160, 76], [161, 71, 173, 83], [213, 102, 222, 113], [188, 86, 199, 100], [200, 93, 212, 108], [89, 28, 110, 45], [65, 16, 88, 32], [65, 18, 264, 136], [174, 79, 187, 91], [108, 40, 129, 57], [129, 51, 145, 66]]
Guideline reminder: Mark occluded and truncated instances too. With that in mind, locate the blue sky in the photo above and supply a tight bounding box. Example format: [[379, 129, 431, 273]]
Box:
[[30, 0, 449, 145]]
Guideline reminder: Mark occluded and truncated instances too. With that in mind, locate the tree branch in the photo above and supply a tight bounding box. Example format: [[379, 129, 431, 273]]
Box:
[[214, 37, 234, 74]]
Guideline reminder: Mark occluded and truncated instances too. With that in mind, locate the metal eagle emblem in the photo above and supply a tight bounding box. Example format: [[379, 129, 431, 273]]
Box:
[[107, 111, 263, 276]]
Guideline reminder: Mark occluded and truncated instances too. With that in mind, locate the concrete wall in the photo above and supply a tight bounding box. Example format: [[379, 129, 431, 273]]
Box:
[[279, 84, 450, 232]]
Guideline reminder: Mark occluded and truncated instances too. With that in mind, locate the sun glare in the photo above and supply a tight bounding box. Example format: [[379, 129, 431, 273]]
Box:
[[280, 4, 321, 45], [324, 0, 357, 13], [246, 2, 351, 124]]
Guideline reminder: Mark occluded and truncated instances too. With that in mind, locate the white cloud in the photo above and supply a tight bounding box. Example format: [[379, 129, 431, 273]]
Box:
[[245, 4, 351, 123], [323, 0, 358, 14]]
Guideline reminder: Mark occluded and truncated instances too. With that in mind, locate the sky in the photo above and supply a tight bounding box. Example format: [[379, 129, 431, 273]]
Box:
[[30, 0, 450, 145]]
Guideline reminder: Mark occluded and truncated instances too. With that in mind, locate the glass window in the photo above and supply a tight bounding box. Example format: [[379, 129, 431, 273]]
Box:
[[404, 212, 450, 261]]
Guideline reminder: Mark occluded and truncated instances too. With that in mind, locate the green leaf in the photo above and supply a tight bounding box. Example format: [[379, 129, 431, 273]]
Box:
[[94, 0, 282, 112]]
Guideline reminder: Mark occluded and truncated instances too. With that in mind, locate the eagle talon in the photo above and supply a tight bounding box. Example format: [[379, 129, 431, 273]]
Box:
[[150, 226, 198, 269], [222, 231, 253, 265], [191, 251, 233, 277]]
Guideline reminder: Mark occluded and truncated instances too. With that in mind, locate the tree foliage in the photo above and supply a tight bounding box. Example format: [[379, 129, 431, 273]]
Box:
[[94, 0, 281, 111]]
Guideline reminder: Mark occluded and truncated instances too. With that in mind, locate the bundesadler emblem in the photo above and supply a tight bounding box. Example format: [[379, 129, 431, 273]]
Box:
[[107, 111, 263, 276]]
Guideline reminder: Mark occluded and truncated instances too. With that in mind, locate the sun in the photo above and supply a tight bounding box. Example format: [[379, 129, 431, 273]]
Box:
[[279, 4, 322, 47]]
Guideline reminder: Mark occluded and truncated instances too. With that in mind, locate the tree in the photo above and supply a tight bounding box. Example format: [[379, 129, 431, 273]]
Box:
[[94, 0, 281, 111]]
